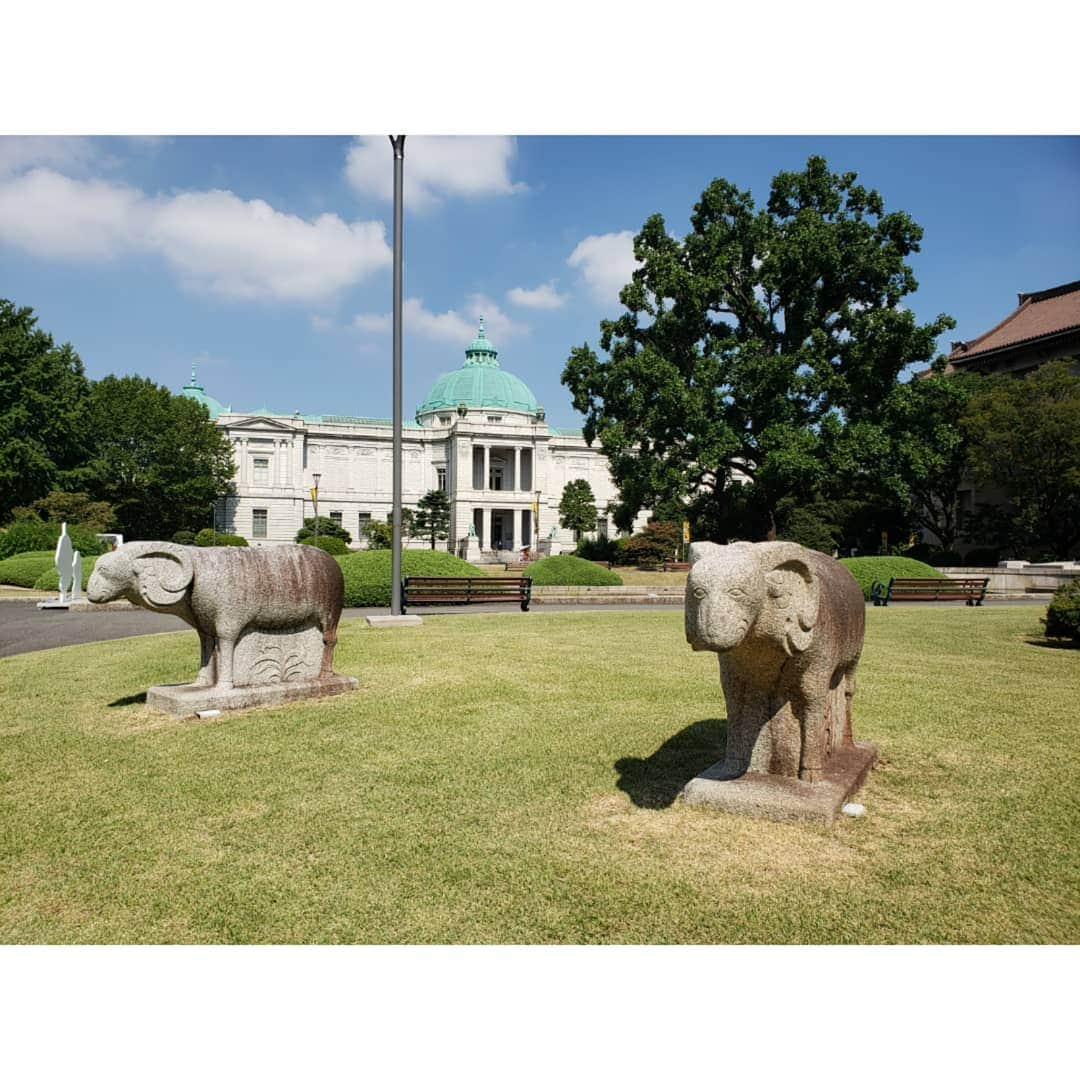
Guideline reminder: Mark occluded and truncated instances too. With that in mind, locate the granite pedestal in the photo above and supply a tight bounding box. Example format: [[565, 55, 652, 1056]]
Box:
[[148, 674, 358, 718]]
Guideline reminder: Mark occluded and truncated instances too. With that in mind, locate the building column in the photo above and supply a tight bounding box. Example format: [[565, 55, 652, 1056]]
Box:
[[483, 445, 490, 490], [515, 507, 524, 550], [513, 447, 521, 491]]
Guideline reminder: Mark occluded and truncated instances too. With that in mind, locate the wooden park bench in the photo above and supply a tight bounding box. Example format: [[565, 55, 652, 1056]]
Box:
[[870, 576, 990, 607], [402, 576, 532, 613], [504, 560, 528, 571], [662, 560, 690, 572]]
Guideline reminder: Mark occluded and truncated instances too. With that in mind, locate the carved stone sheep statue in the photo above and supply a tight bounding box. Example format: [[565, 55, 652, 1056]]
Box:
[[88, 542, 356, 715]]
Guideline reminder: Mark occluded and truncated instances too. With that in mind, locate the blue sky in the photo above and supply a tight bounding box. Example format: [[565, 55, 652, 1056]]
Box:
[[1, 135, 1077, 428]]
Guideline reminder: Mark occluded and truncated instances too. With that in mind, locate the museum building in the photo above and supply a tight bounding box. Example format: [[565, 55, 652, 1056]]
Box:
[[184, 320, 645, 559]]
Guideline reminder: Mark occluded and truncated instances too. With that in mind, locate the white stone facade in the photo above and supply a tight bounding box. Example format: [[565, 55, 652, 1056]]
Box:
[[207, 407, 646, 560]]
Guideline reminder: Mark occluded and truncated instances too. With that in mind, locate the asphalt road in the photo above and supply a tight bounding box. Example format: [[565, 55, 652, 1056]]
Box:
[[0, 596, 1046, 659]]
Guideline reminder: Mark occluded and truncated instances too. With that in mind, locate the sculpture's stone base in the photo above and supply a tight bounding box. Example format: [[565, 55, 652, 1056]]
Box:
[[146, 675, 359, 718], [679, 741, 877, 825]]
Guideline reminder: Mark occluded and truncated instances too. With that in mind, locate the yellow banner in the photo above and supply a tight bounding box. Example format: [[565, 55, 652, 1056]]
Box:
[[309, 488, 319, 504], [682, 520, 691, 543]]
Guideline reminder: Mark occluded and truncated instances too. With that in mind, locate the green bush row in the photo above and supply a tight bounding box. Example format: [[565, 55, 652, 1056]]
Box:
[[839, 556, 943, 600], [0, 551, 59, 588], [0, 519, 106, 560], [1043, 579, 1080, 644], [300, 535, 349, 556], [335, 549, 484, 607], [34, 555, 99, 591]]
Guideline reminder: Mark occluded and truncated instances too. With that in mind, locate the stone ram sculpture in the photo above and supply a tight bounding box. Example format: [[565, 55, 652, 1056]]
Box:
[[682, 540, 874, 820], [88, 542, 356, 715]]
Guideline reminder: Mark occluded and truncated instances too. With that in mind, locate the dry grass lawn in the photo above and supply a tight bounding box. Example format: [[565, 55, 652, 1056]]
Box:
[[0, 607, 1076, 943]]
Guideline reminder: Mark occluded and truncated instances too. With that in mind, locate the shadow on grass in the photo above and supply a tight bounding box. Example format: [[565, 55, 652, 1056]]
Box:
[[614, 718, 726, 809], [1024, 638, 1080, 650], [108, 692, 147, 707]]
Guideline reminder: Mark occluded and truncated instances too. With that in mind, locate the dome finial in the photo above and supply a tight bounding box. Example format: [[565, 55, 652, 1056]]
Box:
[[477, 315, 485, 337]]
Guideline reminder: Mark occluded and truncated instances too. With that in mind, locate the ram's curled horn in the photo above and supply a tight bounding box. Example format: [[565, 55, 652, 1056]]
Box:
[[765, 558, 820, 655], [135, 544, 195, 608]]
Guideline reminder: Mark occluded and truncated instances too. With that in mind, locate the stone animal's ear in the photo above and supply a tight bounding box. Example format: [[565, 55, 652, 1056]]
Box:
[[134, 545, 194, 608], [765, 559, 820, 654], [688, 541, 727, 567]]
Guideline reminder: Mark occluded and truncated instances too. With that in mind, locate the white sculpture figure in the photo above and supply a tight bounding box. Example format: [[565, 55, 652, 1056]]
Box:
[[71, 550, 83, 601], [37, 522, 75, 610]]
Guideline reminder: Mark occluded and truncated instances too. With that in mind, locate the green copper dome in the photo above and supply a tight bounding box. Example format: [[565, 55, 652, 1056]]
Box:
[[417, 318, 539, 417], [180, 366, 230, 419]]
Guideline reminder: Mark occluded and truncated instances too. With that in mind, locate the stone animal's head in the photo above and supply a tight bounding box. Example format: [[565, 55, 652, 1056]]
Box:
[[684, 541, 821, 657], [87, 542, 195, 608]]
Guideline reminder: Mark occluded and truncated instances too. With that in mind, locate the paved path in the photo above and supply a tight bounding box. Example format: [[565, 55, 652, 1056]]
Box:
[[0, 596, 1048, 659]]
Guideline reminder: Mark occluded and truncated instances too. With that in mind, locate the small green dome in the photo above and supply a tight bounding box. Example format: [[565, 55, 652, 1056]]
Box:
[[417, 319, 539, 417], [180, 366, 229, 419]]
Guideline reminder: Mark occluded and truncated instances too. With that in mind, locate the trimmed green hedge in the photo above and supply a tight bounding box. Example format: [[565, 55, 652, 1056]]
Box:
[[1043, 579, 1080, 644], [0, 520, 105, 560], [35, 555, 99, 592], [194, 528, 248, 547], [0, 551, 59, 588], [524, 555, 623, 586], [840, 556, 944, 600], [300, 535, 349, 556], [335, 549, 484, 607]]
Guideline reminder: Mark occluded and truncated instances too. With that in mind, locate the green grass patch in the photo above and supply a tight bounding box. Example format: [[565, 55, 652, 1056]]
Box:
[[0, 607, 1075, 944], [336, 549, 483, 606], [525, 554, 623, 585], [841, 556, 944, 599]]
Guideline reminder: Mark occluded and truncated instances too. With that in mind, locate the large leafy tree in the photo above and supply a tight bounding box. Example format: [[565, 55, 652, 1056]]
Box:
[[0, 300, 92, 520], [558, 479, 598, 537], [562, 156, 954, 537], [412, 489, 451, 549], [79, 375, 236, 540], [880, 369, 981, 549], [962, 361, 1080, 559]]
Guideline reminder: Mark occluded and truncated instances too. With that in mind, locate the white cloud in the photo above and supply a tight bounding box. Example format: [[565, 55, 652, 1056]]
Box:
[[0, 136, 101, 178], [567, 230, 641, 305], [507, 280, 566, 310], [355, 295, 527, 346], [344, 136, 526, 211], [311, 314, 335, 332], [352, 312, 391, 333], [0, 168, 392, 302]]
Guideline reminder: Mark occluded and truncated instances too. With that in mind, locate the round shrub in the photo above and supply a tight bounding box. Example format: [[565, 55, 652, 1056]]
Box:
[[171, 530, 197, 545], [839, 556, 944, 600], [299, 535, 349, 556], [34, 555, 99, 592], [0, 519, 105, 560], [335, 549, 484, 607], [1042, 579, 1080, 644], [0, 551, 59, 588], [194, 529, 248, 547], [524, 555, 623, 586], [923, 548, 963, 567]]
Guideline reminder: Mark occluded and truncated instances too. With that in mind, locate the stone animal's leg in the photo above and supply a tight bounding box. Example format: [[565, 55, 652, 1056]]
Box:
[[195, 631, 217, 687], [319, 623, 338, 679], [216, 636, 236, 690], [798, 695, 828, 784], [841, 663, 857, 746], [718, 662, 774, 778]]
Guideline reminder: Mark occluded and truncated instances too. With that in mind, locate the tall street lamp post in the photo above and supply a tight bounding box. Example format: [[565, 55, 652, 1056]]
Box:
[[534, 489, 541, 553], [312, 472, 321, 547], [390, 135, 405, 614]]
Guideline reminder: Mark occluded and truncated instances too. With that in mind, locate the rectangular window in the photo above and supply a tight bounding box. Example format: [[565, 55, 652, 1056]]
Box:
[[252, 508, 268, 538], [330, 511, 343, 528], [436, 467, 447, 491], [486, 415, 502, 423], [358, 512, 371, 529], [489, 467, 503, 491], [253, 457, 270, 484]]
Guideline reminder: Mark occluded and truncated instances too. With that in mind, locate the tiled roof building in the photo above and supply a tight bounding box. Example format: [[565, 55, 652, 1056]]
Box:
[[944, 279, 1080, 375]]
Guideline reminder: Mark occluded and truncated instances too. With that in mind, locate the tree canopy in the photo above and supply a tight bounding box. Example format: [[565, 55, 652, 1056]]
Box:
[[562, 156, 954, 537], [962, 361, 1080, 559], [78, 374, 236, 540], [558, 479, 598, 537], [0, 299, 91, 520], [412, 489, 451, 550], [297, 515, 353, 544]]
